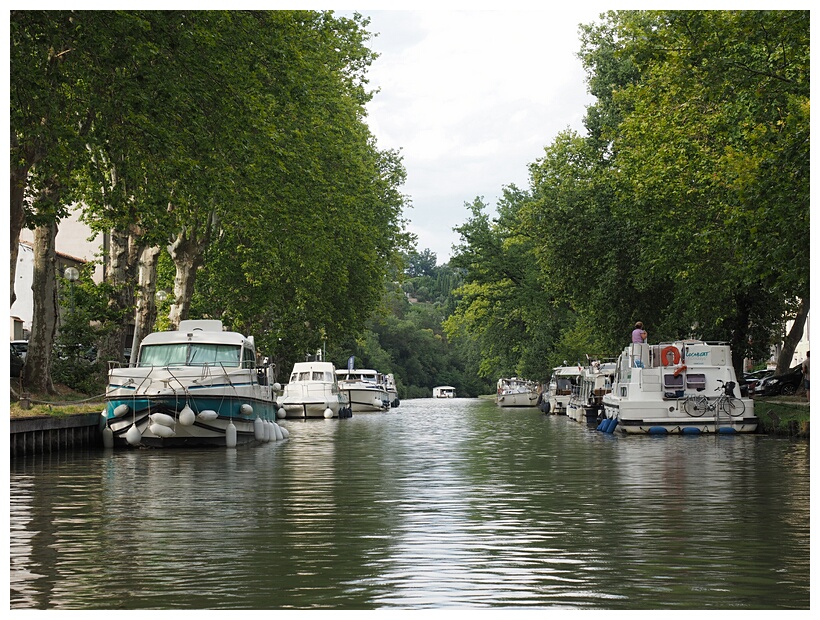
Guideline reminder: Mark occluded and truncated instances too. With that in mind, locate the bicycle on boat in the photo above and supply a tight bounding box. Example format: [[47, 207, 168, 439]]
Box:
[[683, 379, 746, 418]]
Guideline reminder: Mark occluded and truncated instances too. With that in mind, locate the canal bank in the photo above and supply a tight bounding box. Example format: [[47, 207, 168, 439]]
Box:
[[9, 412, 103, 457]]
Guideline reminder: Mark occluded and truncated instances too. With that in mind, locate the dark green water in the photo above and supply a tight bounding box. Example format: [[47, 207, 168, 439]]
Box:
[[9, 397, 810, 609]]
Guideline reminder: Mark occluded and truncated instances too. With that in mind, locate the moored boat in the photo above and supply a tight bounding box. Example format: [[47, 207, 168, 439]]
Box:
[[600, 340, 758, 435], [433, 385, 456, 398], [278, 359, 351, 419], [567, 360, 616, 424], [335, 368, 390, 412], [103, 320, 287, 448], [545, 365, 584, 415], [496, 377, 540, 407]]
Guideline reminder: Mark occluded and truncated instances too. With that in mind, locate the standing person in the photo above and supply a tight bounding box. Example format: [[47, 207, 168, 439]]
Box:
[[802, 351, 809, 402], [631, 322, 648, 343]]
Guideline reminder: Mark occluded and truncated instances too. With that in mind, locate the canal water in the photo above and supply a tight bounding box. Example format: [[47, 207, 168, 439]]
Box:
[[9, 397, 810, 610]]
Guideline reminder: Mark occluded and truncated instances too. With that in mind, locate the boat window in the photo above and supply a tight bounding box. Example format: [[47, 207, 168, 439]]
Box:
[[138, 343, 188, 367], [325, 372, 334, 382], [312, 371, 325, 381], [686, 374, 707, 390], [663, 374, 684, 389], [290, 373, 298, 382], [189, 344, 241, 367], [298, 372, 311, 381]]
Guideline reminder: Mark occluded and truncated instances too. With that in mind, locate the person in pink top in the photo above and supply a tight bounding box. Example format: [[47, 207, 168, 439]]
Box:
[[631, 322, 647, 343]]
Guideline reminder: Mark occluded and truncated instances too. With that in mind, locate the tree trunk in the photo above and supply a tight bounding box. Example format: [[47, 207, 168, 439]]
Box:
[[10, 137, 37, 307], [776, 297, 809, 374], [22, 220, 59, 394], [130, 245, 162, 359], [167, 212, 216, 329], [97, 228, 142, 368]]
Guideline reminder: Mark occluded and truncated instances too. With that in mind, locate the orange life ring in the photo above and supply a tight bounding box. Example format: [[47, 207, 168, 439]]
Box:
[[661, 345, 681, 366]]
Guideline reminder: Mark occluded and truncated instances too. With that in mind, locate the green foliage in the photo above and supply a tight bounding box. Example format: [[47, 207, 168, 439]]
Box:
[[447, 10, 808, 380]]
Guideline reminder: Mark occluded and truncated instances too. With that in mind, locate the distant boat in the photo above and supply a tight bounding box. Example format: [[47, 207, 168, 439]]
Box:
[[279, 360, 351, 419], [496, 377, 539, 407], [335, 368, 390, 412], [433, 386, 456, 398], [103, 320, 285, 448]]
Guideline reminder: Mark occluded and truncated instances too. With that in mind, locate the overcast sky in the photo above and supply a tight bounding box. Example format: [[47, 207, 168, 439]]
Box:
[[351, 8, 604, 263]]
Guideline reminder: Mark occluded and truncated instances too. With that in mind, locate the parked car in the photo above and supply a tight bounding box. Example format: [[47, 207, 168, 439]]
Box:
[[10, 344, 25, 378], [11, 340, 28, 361], [755, 364, 804, 397], [742, 368, 775, 394]]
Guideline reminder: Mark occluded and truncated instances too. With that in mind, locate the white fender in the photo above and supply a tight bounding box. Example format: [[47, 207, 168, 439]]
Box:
[[113, 404, 130, 417], [272, 422, 284, 440], [102, 426, 114, 449], [149, 423, 175, 438], [179, 404, 196, 426], [277, 407, 286, 419], [150, 412, 176, 427], [279, 424, 289, 439], [240, 403, 254, 416], [324, 407, 334, 419], [265, 420, 273, 442], [197, 409, 219, 421], [226, 421, 237, 448], [254, 417, 265, 441], [125, 423, 142, 446]]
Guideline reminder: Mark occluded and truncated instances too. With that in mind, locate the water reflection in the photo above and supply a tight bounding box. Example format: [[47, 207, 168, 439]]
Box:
[[9, 398, 810, 609]]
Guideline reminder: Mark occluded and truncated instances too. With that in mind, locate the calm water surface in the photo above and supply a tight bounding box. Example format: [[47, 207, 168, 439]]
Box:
[[9, 397, 810, 609]]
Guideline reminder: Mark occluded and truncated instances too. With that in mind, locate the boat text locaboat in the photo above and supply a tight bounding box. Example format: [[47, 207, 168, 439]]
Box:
[[335, 368, 390, 412], [601, 340, 758, 434], [278, 358, 351, 419], [496, 377, 540, 407], [103, 320, 287, 448], [566, 360, 616, 424], [433, 386, 456, 398]]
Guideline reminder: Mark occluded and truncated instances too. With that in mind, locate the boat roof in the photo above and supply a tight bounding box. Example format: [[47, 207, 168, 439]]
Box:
[[336, 368, 379, 375], [551, 366, 584, 375], [140, 320, 252, 348], [290, 361, 337, 373], [434, 386, 456, 390]]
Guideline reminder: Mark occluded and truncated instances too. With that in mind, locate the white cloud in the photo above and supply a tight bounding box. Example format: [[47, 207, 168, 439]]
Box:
[[358, 9, 602, 263]]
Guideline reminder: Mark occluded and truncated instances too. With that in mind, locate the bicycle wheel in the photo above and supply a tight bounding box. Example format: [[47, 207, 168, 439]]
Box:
[[719, 397, 745, 417], [684, 396, 709, 417]]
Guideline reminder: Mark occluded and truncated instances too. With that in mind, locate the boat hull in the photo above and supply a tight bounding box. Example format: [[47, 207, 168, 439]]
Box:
[[103, 394, 280, 448], [603, 397, 758, 435], [496, 391, 539, 407], [341, 387, 389, 412], [279, 399, 349, 419]]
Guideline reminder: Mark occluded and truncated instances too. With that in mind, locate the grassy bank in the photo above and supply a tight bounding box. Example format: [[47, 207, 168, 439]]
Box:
[[753, 397, 810, 438]]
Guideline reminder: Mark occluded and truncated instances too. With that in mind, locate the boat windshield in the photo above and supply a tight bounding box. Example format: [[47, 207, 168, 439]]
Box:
[[138, 343, 242, 368]]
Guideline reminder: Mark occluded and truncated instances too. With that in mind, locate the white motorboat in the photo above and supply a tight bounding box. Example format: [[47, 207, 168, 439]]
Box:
[[433, 385, 456, 398], [545, 365, 584, 415], [335, 368, 390, 412], [103, 320, 287, 448], [496, 377, 540, 407], [278, 360, 351, 419], [566, 361, 616, 424], [600, 340, 758, 434]]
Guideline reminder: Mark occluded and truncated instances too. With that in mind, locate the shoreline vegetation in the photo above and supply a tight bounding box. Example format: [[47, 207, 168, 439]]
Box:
[[9, 388, 809, 438]]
